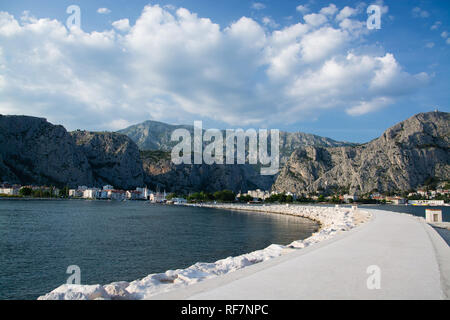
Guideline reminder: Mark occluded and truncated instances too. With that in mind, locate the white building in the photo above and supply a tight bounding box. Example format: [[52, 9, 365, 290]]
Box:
[[108, 190, 126, 201], [126, 190, 143, 200], [69, 189, 83, 198], [0, 187, 20, 195], [426, 209, 442, 223], [103, 185, 114, 191], [171, 198, 187, 204], [150, 192, 166, 203], [410, 200, 445, 206], [343, 194, 359, 203], [247, 189, 271, 200], [83, 188, 100, 199], [136, 187, 150, 200], [98, 189, 110, 199]]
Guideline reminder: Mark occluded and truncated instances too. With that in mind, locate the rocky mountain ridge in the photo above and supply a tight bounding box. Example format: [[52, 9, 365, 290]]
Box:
[[272, 112, 449, 195]]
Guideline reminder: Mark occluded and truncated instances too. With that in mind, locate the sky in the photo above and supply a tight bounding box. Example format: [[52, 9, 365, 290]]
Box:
[[0, 0, 449, 143]]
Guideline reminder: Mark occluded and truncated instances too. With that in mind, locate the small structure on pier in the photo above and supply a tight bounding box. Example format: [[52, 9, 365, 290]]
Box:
[[426, 209, 442, 223]]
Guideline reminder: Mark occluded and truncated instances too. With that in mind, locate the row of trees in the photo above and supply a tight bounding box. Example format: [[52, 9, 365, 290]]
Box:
[[175, 190, 237, 203], [18, 186, 69, 198]]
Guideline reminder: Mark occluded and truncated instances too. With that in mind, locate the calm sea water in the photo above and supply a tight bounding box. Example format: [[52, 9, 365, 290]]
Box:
[[358, 204, 450, 222], [0, 200, 319, 300]]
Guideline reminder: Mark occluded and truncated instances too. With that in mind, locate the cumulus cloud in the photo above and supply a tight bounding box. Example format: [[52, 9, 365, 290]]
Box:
[[251, 2, 266, 10], [97, 8, 111, 15], [412, 7, 430, 18], [431, 21, 441, 30], [296, 5, 309, 14], [112, 19, 131, 32], [320, 4, 338, 16], [303, 13, 327, 27], [0, 5, 430, 131], [336, 6, 357, 21]]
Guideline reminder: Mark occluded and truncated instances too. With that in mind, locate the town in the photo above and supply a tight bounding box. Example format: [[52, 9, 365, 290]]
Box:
[[1, 182, 448, 206]]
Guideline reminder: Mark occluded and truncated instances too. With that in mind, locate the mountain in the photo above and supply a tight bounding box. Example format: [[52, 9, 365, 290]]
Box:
[[1, 112, 448, 195], [71, 131, 145, 189], [118, 120, 354, 192], [118, 120, 353, 156], [0, 115, 94, 187], [140, 151, 274, 194], [118, 121, 194, 151], [272, 112, 450, 195], [0, 115, 144, 189]]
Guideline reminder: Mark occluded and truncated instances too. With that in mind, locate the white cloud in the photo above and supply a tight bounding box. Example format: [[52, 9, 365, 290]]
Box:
[[346, 97, 392, 116], [320, 4, 338, 16], [251, 2, 266, 10], [112, 19, 131, 32], [303, 13, 327, 27], [412, 7, 430, 18], [425, 42, 435, 49], [296, 5, 309, 14], [97, 8, 111, 15], [336, 6, 357, 22], [447, 38, 450, 45], [0, 5, 430, 131], [431, 21, 441, 30], [441, 31, 449, 39], [262, 17, 279, 28]]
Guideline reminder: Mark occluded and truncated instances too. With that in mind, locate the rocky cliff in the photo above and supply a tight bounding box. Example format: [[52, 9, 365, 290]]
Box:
[[119, 120, 352, 156], [0, 115, 94, 187], [71, 131, 144, 189], [0, 115, 144, 189], [272, 112, 450, 195], [120, 120, 353, 192], [141, 151, 274, 194]]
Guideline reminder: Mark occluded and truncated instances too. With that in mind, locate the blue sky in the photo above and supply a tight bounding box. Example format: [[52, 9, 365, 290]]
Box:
[[0, 0, 449, 143]]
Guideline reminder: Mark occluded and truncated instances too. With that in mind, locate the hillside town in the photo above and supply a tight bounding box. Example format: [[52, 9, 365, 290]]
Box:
[[0, 183, 174, 203], [1, 182, 448, 206]]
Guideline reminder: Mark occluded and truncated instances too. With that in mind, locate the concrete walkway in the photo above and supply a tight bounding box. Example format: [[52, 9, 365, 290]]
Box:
[[153, 210, 450, 300]]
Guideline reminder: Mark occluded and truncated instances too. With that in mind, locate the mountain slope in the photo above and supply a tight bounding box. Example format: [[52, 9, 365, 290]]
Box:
[[118, 120, 353, 154], [0, 115, 145, 189], [71, 131, 145, 189], [0, 115, 94, 187], [272, 112, 450, 195]]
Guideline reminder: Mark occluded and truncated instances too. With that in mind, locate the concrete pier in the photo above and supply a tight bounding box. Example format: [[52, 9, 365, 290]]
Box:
[[153, 209, 450, 300]]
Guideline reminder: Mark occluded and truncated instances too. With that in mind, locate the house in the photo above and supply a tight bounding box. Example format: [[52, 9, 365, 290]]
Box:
[[247, 189, 271, 200], [69, 189, 83, 198], [98, 189, 110, 199], [0, 186, 20, 195], [136, 187, 150, 200], [126, 190, 142, 200], [172, 197, 187, 204], [83, 188, 100, 199], [386, 196, 406, 205], [108, 190, 126, 201], [150, 192, 166, 203], [343, 194, 359, 203]]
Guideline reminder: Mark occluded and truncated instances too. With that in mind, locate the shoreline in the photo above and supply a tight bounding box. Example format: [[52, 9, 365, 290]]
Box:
[[38, 204, 371, 300]]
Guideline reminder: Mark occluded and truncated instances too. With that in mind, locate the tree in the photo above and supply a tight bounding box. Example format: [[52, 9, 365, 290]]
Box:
[[238, 195, 253, 202], [19, 187, 32, 197], [213, 190, 236, 202], [59, 186, 69, 198]]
